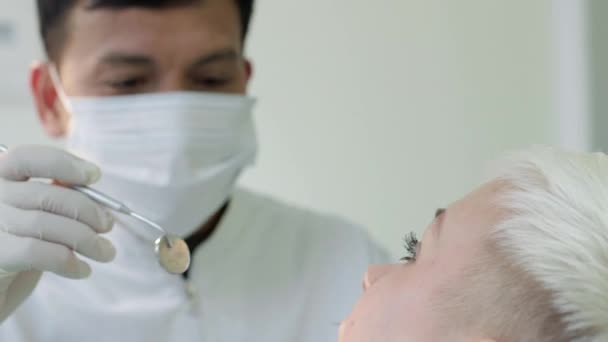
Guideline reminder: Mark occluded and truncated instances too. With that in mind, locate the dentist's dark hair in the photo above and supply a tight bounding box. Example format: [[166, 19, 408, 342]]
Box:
[[37, 0, 254, 60]]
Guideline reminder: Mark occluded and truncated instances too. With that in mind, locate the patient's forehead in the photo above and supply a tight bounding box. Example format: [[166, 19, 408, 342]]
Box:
[[446, 180, 508, 234], [433, 180, 509, 268]]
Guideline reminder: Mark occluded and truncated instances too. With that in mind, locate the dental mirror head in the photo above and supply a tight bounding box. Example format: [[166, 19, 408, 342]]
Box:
[[155, 234, 191, 274]]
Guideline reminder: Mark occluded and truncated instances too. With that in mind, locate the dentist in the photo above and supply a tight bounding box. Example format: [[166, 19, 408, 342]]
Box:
[[0, 1, 387, 341]]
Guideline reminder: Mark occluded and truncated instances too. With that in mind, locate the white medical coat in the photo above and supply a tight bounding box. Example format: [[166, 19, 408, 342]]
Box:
[[0, 189, 388, 341]]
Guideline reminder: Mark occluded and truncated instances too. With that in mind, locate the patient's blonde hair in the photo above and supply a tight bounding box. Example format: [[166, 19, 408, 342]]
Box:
[[439, 147, 608, 341]]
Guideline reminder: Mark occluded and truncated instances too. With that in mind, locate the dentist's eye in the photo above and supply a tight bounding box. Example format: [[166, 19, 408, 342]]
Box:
[[195, 77, 230, 88], [401, 232, 419, 262], [107, 79, 145, 91]]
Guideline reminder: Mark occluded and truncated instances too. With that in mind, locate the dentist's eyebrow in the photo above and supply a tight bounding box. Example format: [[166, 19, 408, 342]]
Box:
[[190, 48, 240, 69], [99, 53, 154, 67]]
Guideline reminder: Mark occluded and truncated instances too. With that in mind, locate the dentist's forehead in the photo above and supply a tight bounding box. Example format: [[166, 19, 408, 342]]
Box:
[[56, 0, 241, 64]]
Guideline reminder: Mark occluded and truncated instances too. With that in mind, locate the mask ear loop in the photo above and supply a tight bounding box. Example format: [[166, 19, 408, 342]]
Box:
[[47, 63, 72, 114]]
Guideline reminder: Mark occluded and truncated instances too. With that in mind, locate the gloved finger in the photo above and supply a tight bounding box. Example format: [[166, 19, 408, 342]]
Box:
[[0, 270, 42, 321], [0, 204, 116, 263], [0, 180, 114, 234], [0, 231, 91, 279], [0, 145, 100, 185]]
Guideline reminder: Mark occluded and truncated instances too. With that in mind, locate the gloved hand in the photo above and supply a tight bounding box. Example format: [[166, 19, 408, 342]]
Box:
[[0, 145, 116, 322]]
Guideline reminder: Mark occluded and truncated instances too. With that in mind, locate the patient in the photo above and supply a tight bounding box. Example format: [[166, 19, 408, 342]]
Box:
[[340, 147, 608, 341]]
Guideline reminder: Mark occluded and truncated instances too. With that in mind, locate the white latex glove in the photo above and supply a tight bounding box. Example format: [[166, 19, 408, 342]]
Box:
[[0, 145, 116, 322]]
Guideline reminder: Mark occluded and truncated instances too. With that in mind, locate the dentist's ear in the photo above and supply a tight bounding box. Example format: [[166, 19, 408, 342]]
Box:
[[30, 61, 70, 138], [244, 59, 253, 82], [240, 58, 253, 94]]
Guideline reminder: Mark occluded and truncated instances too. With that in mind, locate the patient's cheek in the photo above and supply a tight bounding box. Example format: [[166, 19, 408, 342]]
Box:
[[338, 318, 356, 341], [338, 289, 388, 341], [340, 268, 442, 341], [339, 279, 408, 341]]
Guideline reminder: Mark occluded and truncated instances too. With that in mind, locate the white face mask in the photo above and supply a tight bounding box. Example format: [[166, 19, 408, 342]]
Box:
[[50, 67, 258, 238]]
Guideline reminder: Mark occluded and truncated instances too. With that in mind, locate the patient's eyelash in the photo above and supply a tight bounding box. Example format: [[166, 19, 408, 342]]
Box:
[[401, 232, 419, 262]]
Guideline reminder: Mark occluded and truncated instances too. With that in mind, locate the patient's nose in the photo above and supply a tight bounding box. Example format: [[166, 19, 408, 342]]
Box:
[[363, 264, 397, 291]]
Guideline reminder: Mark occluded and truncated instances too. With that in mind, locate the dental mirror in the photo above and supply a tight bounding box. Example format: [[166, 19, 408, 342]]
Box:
[[0, 144, 191, 275], [155, 235, 191, 274]]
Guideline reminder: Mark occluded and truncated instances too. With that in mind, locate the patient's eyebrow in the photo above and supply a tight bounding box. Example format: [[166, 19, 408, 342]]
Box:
[[435, 208, 445, 218], [434, 208, 446, 238]]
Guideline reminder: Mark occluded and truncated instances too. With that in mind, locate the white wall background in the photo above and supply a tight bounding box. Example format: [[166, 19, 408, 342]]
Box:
[[241, 0, 588, 257], [589, 0, 608, 151], [0, 0, 591, 258], [0, 1, 47, 145]]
